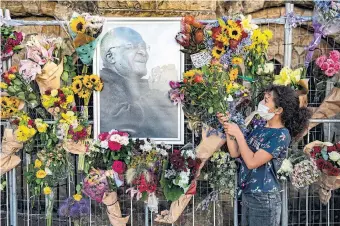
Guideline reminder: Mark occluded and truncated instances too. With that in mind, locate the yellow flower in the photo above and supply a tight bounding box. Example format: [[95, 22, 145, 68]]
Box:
[[35, 120, 48, 133], [1, 97, 10, 107], [274, 67, 292, 86], [90, 75, 100, 84], [231, 57, 243, 65], [34, 159, 42, 168], [15, 125, 36, 142], [61, 111, 77, 125], [43, 186, 52, 195], [0, 82, 8, 89], [95, 82, 103, 92], [70, 16, 86, 34], [212, 47, 225, 59], [229, 68, 239, 81], [226, 83, 233, 94], [290, 68, 302, 84], [78, 89, 91, 99], [248, 61, 253, 66], [8, 74, 16, 80], [263, 29, 273, 40], [50, 89, 58, 97], [84, 81, 93, 89], [73, 194, 82, 201], [240, 15, 258, 31], [184, 69, 202, 78], [66, 95, 74, 104], [72, 80, 83, 94], [216, 34, 229, 46], [36, 169, 47, 179], [227, 20, 242, 40]]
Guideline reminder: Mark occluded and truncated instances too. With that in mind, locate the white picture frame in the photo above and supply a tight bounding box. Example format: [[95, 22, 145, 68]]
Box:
[[93, 17, 184, 144]]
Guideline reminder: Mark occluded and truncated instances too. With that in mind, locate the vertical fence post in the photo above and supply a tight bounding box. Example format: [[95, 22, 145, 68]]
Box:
[[282, 3, 294, 226]]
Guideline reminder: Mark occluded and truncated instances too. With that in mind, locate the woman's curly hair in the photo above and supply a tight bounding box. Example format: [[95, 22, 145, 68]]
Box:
[[264, 85, 312, 139]]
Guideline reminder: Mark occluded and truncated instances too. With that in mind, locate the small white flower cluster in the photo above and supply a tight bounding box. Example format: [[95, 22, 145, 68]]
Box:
[[181, 149, 196, 159], [164, 169, 177, 178], [139, 140, 169, 156], [109, 133, 129, 146], [277, 159, 294, 181], [173, 170, 190, 191], [291, 160, 320, 190]]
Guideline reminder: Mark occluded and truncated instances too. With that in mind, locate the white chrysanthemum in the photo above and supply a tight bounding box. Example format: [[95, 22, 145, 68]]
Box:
[[100, 140, 109, 149], [278, 159, 293, 174]]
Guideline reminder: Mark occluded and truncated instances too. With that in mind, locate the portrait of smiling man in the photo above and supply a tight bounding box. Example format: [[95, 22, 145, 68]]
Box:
[[99, 26, 180, 140]]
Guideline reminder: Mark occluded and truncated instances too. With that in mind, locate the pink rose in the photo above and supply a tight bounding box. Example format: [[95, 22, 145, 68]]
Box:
[[327, 59, 335, 68], [98, 132, 109, 141], [118, 131, 129, 137], [334, 62, 340, 71], [112, 160, 126, 174], [320, 62, 329, 71], [329, 50, 340, 62], [325, 68, 335, 77], [316, 55, 327, 66], [108, 141, 122, 151]]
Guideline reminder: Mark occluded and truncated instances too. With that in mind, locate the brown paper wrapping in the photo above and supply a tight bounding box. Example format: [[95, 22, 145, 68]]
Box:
[[308, 87, 340, 130], [154, 194, 193, 224], [36, 60, 63, 95], [297, 79, 309, 108], [63, 140, 87, 155], [154, 126, 226, 224], [0, 128, 23, 175], [102, 192, 129, 226], [303, 141, 340, 204], [73, 33, 95, 48]]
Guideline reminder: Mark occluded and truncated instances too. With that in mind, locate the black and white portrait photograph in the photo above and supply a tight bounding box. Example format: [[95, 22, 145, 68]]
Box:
[[94, 18, 184, 144]]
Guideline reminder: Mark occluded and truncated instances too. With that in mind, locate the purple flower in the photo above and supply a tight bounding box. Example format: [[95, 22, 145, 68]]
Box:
[[169, 81, 181, 89], [69, 204, 81, 218], [169, 89, 184, 105]]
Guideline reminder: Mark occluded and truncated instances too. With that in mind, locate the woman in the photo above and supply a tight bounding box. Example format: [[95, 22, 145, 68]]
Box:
[[217, 85, 311, 226]]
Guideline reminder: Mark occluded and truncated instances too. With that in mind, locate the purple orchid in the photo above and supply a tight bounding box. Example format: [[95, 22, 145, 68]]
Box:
[[169, 81, 181, 89], [169, 89, 184, 105]]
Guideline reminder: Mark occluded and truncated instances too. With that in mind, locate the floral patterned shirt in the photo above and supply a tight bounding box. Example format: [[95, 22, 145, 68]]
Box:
[[240, 126, 291, 193]]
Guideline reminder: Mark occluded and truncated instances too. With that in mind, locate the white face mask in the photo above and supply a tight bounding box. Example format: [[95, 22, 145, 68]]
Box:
[[257, 101, 275, 121]]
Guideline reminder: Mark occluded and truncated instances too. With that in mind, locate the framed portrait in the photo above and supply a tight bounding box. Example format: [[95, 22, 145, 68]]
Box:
[[93, 17, 184, 144]]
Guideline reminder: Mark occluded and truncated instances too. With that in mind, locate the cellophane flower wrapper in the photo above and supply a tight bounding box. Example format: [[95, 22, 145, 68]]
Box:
[[82, 169, 109, 203], [68, 12, 104, 66], [305, 0, 340, 67]]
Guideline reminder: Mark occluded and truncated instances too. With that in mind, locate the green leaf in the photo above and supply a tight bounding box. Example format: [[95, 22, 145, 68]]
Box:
[[7, 86, 16, 93], [29, 100, 39, 108], [13, 79, 23, 86], [17, 92, 26, 100], [208, 107, 214, 114], [160, 160, 184, 201], [13, 85, 21, 92], [76, 184, 81, 193], [61, 71, 69, 82], [28, 93, 37, 100]]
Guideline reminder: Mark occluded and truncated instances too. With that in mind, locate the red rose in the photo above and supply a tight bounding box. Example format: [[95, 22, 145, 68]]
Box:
[[215, 40, 224, 49], [324, 161, 334, 171], [173, 149, 181, 155], [187, 158, 196, 168], [330, 167, 340, 176], [45, 90, 51, 95], [336, 142, 340, 150], [241, 30, 248, 39], [28, 119, 34, 127], [316, 158, 326, 170], [98, 132, 109, 141], [118, 131, 129, 137], [313, 146, 322, 153], [229, 39, 240, 50], [327, 145, 337, 152], [193, 75, 203, 83], [72, 106, 77, 112], [112, 160, 126, 174], [108, 141, 122, 151]]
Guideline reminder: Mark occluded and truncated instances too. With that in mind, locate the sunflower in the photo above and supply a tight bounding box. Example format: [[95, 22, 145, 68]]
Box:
[[1, 97, 10, 107], [72, 80, 83, 94], [231, 57, 243, 65], [229, 68, 239, 81], [94, 82, 103, 92], [216, 34, 229, 46], [228, 25, 242, 41], [211, 46, 225, 59], [70, 16, 86, 34], [78, 89, 91, 99], [89, 75, 100, 84]]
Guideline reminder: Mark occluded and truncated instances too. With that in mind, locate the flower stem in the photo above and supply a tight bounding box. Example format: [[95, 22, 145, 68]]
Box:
[[78, 154, 85, 171], [82, 65, 89, 76]]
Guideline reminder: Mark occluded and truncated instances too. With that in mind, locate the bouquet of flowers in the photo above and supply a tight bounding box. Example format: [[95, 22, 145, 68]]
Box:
[[125, 139, 170, 212], [58, 194, 90, 226], [10, 112, 38, 142], [304, 140, 340, 204], [19, 35, 64, 94], [273, 67, 309, 107], [0, 96, 23, 118], [205, 15, 257, 65], [68, 12, 104, 66], [305, 0, 340, 67], [315, 50, 340, 77], [71, 74, 103, 117], [1, 25, 24, 61], [25, 145, 71, 226], [175, 15, 205, 54], [198, 150, 237, 210], [160, 147, 201, 202], [1, 66, 40, 106], [41, 87, 74, 117]]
